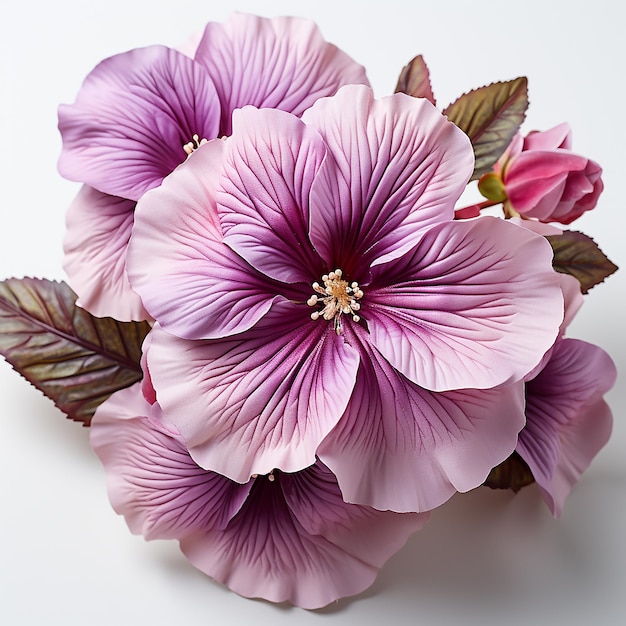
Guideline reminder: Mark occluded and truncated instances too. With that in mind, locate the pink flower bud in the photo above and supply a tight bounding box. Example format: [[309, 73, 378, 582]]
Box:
[[493, 123, 603, 224]]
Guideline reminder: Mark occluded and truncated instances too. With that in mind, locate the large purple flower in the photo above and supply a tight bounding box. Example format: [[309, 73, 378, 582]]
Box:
[[58, 13, 369, 320], [128, 85, 564, 512], [90, 383, 427, 609]]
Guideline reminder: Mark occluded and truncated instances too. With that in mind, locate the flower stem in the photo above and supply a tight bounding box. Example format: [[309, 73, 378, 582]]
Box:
[[454, 199, 501, 220]]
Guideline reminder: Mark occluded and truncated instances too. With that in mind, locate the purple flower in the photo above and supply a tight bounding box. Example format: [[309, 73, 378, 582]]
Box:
[[128, 85, 564, 513], [517, 338, 616, 517], [90, 383, 427, 609], [501, 218, 615, 515], [58, 13, 369, 320]]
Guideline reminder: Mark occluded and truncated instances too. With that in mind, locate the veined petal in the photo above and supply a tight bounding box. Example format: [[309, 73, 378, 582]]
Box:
[[194, 13, 369, 136], [319, 332, 525, 512], [303, 85, 474, 273], [217, 107, 326, 283], [182, 462, 426, 609], [63, 185, 149, 321], [90, 384, 251, 539], [147, 303, 360, 482], [517, 339, 616, 517], [506, 218, 584, 337], [58, 45, 221, 201], [366, 217, 563, 391], [128, 139, 280, 339], [93, 389, 426, 609]]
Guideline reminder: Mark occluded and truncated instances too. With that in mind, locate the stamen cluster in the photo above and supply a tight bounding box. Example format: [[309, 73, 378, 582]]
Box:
[[307, 268, 364, 334], [183, 134, 208, 156]]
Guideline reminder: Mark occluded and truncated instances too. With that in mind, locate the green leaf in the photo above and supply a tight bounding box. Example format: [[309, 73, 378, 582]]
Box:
[[394, 55, 437, 105], [483, 452, 535, 493], [547, 230, 618, 293], [0, 277, 150, 425], [443, 77, 528, 181]]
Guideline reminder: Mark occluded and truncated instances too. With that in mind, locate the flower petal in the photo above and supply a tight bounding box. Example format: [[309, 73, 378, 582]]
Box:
[[517, 339, 616, 517], [182, 462, 427, 609], [319, 332, 526, 512], [505, 151, 588, 214], [58, 45, 220, 201], [507, 218, 583, 336], [194, 14, 369, 136], [90, 384, 251, 539], [93, 389, 425, 609], [523, 123, 572, 151], [216, 107, 326, 283], [128, 139, 280, 339], [63, 185, 148, 321], [366, 217, 563, 391], [147, 303, 360, 482], [303, 85, 474, 273]]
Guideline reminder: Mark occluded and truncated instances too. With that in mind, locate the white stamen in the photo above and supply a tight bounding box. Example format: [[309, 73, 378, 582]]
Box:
[[252, 470, 277, 482], [183, 133, 208, 156], [307, 268, 364, 335]]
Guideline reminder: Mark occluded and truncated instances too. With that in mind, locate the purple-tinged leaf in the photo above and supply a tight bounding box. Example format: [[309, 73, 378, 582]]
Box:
[[0, 278, 150, 425], [483, 452, 535, 492], [394, 55, 436, 106], [547, 230, 618, 293], [443, 77, 528, 181]]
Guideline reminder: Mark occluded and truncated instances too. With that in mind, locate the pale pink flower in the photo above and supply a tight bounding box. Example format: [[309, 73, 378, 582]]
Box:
[[128, 85, 564, 513], [90, 383, 427, 609]]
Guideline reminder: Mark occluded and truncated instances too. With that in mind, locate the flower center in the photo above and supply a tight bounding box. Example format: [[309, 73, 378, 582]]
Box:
[[183, 133, 208, 156], [307, 269, 364, 335]]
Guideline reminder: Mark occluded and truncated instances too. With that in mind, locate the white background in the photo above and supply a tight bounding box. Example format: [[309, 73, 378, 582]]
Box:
[[1, 1, 625, 624]]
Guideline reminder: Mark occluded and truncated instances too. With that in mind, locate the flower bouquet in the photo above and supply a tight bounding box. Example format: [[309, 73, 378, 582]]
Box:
[[0, 12, 618, 610]]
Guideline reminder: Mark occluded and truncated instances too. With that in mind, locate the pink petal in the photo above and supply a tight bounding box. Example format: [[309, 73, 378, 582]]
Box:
[[147, 303, 360, 482], [523, 123, 572, 151], [319, 331, 526, 512], [128, 140, 281, 339], [194, 14, 369, 136], [90, 384, 251, 539], [517, 339, 616, 517], [182, 461, 427, 609], [63, 185, 149, 321], [505, 151, 587, 216], [366, 217, 563, 391], [507, 150, 587, 183], [303, 85, 474, 271], [58, 46, 221, 201], [216, 107, 326, 283]]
